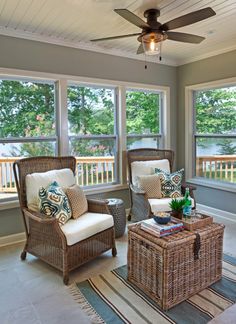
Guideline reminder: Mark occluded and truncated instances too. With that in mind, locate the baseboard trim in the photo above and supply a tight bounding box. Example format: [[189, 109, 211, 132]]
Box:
[[0, 232, 26, 247], [197, 203, 236, 223]]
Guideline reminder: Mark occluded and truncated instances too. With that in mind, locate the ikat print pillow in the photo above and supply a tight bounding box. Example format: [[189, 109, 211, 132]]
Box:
[[154, 168, 184, 198], [39, 181, 72, 225]]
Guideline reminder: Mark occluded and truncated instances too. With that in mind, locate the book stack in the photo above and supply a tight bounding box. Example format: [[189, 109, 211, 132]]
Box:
[[140, 218, 184, 238]]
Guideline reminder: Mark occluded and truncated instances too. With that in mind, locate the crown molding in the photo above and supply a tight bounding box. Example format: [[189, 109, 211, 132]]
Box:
[[0, 26, 177, 67], [176, 44, 236, 66]]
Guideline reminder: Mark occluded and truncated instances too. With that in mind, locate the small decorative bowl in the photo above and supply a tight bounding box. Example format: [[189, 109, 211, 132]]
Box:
[[153, 213, 171, 224]]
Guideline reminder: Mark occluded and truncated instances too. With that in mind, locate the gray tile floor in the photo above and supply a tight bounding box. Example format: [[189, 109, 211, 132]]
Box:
[[0, 216, 235, 324]]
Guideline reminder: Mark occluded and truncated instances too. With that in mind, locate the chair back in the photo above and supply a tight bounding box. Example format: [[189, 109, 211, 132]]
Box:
[[127, 148, 174, 185], [13, 156, 76, 209]]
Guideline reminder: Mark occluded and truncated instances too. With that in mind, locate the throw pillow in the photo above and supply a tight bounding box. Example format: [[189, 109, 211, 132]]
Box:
[[154, 168, 184, 198], [66, 184, 88, 219], [39, 181, 72, 225], [136, 174, 162, 199]]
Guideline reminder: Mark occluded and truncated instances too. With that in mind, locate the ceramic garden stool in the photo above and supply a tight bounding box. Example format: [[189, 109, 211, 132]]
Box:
[[107, 198, 126, 238]]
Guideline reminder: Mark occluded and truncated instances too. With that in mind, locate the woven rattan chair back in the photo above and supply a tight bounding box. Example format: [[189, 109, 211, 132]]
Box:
[[13, 156, 76, 210], [127, 148, 174, 185], [12, 156, 116, 285]]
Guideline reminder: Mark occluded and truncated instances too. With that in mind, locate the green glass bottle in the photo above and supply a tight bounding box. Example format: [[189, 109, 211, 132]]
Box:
[[183, 188, 192, 217]]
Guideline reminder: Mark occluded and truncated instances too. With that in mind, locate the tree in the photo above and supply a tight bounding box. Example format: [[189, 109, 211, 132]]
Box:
[[217, 139, 236, 155], [68, 86, 115, 156], [195, 88, 236, 134], [195, 88, 236, 152], [126, 91, 159, 134], [0, 80, 55, 156]]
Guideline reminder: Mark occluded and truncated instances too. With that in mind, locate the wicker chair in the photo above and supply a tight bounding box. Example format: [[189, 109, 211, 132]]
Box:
[[127, 148, 196, 221], [13, 156, 117, 285]]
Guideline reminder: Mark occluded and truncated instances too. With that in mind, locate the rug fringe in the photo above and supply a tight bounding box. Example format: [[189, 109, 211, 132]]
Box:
[[69, 284, 105, 324]]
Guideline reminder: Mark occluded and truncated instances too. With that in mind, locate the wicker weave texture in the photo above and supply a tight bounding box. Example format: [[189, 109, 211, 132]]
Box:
[[13, 156, 117, 284], [128, 223, 224, 310], [126, 149, 196, 221], [107, 199, 126, 238]]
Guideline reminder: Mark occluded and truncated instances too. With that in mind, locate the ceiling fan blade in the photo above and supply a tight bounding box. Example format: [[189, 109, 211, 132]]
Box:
[[114, 9, 150, 29], [137, 44, 144, 54], [166, 31, 205, 43], [161, 7, 216, 31], [91, 33, 141, 42]]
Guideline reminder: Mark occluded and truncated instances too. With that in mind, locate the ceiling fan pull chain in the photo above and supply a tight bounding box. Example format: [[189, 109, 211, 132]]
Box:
[[159, 41, 162, 62], [145, 54, 147, 69]]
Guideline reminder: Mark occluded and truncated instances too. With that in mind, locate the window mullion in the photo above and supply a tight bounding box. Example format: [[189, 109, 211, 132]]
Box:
[[56, 79, 69, 156], [118, 86, 127, 185]]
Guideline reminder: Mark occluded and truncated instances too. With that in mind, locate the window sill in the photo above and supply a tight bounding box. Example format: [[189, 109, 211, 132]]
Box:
[[0, 184, 129, 211], [187, 177, 236, 193]]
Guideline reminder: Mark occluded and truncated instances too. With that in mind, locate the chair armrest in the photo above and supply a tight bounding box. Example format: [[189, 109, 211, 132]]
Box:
[[181, 182, 197, 191], [23, 208, 58, 224], [87, 199, 110, 214], [130, 184, 146, 195]]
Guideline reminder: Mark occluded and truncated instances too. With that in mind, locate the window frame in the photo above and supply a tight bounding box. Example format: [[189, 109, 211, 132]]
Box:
[[67, 82, 119, 187], [0, 67, 171, 206], [185, 77, 236, 193], [126, 88, 164, 150]]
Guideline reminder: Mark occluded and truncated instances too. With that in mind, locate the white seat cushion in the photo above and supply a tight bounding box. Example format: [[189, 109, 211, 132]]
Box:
[[26, 168, 75, 211], [61, 212, 114, 246], [148, 197, 194, 214], [131, 159, 170, 187]]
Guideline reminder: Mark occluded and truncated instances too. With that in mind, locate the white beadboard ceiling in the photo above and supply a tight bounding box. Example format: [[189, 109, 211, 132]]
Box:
[[0, 0, 236, 66]]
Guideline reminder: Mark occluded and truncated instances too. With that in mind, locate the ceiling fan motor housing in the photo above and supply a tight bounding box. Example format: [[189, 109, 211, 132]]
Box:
[[144, 9, 161, 29]]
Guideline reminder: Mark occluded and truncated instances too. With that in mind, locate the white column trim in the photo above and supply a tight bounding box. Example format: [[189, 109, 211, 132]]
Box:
[[118, 86, 127, 185], [57, 79, 69, 156]]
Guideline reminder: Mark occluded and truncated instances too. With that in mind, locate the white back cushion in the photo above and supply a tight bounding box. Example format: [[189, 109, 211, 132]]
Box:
[[26, 168, 75, 211], [131, 159, 170, 187]]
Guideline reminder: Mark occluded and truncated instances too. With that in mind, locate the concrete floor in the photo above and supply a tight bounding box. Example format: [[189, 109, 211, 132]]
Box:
[[0, 216, 235, 324]]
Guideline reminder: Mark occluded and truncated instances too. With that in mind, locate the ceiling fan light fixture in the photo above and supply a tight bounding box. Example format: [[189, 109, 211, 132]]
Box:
[[141, 32, 165, 56]]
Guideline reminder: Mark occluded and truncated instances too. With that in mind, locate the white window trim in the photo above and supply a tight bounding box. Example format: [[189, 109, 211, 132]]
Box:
[[0, 67, 170, 208], [185, 77, 236, 192]]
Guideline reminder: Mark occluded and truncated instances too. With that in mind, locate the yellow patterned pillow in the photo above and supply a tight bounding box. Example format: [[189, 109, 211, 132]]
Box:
[[66, 184, 88, 219], [137, 174, 162, 199]]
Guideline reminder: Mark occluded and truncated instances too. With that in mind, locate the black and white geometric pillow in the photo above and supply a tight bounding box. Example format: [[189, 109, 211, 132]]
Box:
[[39, 181, 72, 225], [154, 168, 184, 198]]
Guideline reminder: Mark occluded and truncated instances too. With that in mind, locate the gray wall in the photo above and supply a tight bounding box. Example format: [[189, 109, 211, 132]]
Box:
[[0, 35, 177, 237], [177, 49, 236, 213]]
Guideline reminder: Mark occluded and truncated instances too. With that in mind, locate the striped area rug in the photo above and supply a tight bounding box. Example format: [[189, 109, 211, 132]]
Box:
[[70, 254, 236, 324]]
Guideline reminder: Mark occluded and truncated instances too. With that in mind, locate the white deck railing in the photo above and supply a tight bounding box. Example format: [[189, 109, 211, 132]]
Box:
[[0, 156, 115, 193], [1, 154, 235, 193], [196, 155, 236, 182]]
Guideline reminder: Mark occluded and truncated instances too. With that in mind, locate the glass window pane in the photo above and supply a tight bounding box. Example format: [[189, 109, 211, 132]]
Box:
[[127, 137, 160, 150], [126, 90, 160, 135], [195, 87, 236, 134], [196, 137, 236, 183], [0, 142, 56, 157], [68, 85, 115, 136], [0, 142, 56, 199], [0, 80, 55, 138], [69, 138, 116, 187]]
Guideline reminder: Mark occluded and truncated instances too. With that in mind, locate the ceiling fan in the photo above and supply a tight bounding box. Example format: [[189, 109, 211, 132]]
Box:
[[91, 7, 216, 56]]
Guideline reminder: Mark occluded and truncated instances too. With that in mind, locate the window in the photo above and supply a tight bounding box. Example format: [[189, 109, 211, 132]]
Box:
[[189, 84, 236, 185], [126, 89, 162, 149], [67, 84, 117, 187], [0, 70, 170, 204], [0, 78, 57, 199]]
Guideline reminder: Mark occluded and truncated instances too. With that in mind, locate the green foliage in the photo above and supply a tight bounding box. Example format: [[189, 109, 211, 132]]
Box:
[[217, 139, 236, 155], [0, 80, 55, 138], [126, 91, 159, 134], [195, 88, 236, 134], [68, 86, 114, 135], [169, 198, 186, 212]]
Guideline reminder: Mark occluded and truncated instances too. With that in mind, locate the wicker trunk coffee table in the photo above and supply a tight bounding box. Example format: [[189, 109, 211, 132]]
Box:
[[128, 222, 225, 310]]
